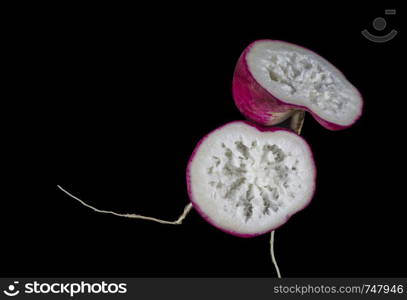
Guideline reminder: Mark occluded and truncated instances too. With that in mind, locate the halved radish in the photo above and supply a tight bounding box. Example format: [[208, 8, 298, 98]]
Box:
[[233, 40, 363, 130], [187, 121, 316, 237]]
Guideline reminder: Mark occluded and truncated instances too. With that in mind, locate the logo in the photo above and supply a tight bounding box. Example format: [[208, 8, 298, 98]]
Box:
[[3, 281, 20, 297], [362, 9, 397, 43], [2, 280, 127, 297]]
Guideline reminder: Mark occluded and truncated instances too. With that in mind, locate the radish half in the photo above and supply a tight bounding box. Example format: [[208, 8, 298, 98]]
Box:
[[187, 121, 316, 237], [233, 40, 363, 130]]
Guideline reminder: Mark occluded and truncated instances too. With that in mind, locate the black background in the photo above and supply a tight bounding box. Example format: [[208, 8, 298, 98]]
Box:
[[3, 4, 405, 277]]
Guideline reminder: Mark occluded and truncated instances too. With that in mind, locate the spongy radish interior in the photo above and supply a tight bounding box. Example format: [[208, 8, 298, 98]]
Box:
[[189, 122, 315, 235], [247, 41, 362, 126]]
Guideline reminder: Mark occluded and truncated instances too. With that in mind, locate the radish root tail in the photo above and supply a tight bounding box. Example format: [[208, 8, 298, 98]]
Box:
[[57, 185, 193, 225], [270, 230, 281, 279]]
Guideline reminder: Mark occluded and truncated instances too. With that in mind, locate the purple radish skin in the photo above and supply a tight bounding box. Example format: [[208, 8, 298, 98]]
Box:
[[233, 40, 363, 130], [186, 121, 316, 238]]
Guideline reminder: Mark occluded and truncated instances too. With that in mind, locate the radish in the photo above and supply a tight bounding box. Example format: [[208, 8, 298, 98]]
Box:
[[57, 40, 361, 278], [57, 118, 313, 278], [186, 120, 316, 237], [233, 40, 363, 130]]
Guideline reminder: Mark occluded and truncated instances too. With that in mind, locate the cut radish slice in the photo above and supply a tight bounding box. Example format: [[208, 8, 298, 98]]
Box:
[[233, 40, 363, 130], [186, 121, 316, 237]]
